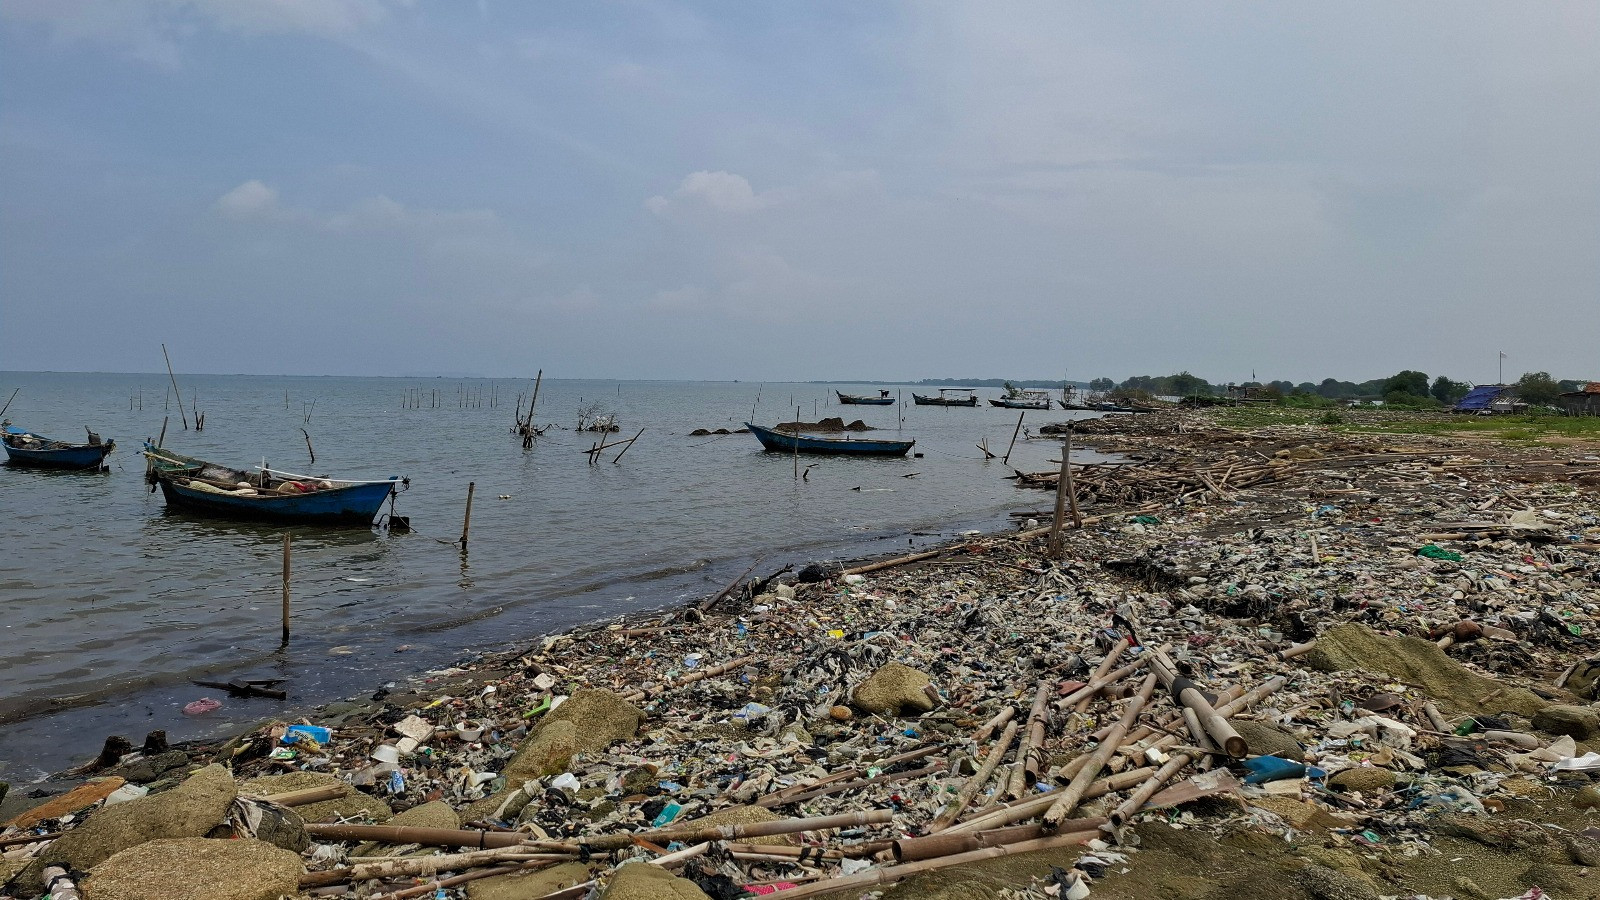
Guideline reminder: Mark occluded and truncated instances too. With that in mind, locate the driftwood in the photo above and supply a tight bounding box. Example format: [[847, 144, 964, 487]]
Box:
[[755, 744, 945, 808], [930, 720, 1019, 831], [949, 766, 1157, 834], [1043, 673, 1157, 826], [622, 655, 757, 703]]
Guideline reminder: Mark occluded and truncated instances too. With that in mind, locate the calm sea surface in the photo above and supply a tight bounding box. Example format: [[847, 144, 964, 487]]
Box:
[[0, 373, 1108, 781]]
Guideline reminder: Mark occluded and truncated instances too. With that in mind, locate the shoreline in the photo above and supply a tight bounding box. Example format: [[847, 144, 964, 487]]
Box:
[[4, 407, 1598, 899]]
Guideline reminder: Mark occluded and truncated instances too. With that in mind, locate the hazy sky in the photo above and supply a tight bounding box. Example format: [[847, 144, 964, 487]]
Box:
[[2, 2, 1595, 384]]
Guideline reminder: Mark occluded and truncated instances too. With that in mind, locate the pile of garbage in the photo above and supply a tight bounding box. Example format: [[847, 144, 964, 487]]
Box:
[[3, 411, 1598, 900]]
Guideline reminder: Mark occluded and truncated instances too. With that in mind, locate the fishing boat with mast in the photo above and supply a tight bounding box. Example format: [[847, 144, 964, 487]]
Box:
[[988, 389, 1052, 410], [143, 444, 405, 524]]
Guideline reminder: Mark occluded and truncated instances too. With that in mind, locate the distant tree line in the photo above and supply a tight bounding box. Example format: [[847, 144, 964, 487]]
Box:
[[1077, 370, 1588, 408]]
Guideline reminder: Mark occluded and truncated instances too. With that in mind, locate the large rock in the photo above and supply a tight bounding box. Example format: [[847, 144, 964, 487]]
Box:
[[21, 764, 235, 891], [1327, 767, 1396, 795], [851, 662, 937, 716], [1531, 704, 1600, 741], [351, 800, 460, 857], [109, 750, 191, 785], [504, 690, 645, 780], [84, 837, 301, 900], [1306, 624, 1546, 717], [601, 862, 712, 900], [469, 861, 593, 900], [1232, 720, 1303, 761], [239, 771, 392, 824]]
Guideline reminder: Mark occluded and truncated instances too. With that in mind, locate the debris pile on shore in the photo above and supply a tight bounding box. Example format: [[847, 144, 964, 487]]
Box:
[[3, 410, 1598, 900]]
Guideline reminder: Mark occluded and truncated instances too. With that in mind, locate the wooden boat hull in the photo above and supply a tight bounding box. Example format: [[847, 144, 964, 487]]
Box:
[[2, 427, 114, 470], [912, 394, 979, 407], [836, 391, 895, 405], [988, 399, 1051, 410], [746, 423, 913, 456], [154, 475, 398, 524]]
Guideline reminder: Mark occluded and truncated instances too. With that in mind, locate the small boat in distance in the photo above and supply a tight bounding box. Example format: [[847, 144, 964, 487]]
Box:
[[912, 389, 979, 407], [836, 390, 895, 405], [2, 421, 115, 470], [143, 444, 404, 525], [989, 390, 1052, 410], [745, 423, 914, 457]]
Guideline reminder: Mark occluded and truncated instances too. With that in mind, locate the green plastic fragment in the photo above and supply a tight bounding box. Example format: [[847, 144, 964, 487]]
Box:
[[1416, 544, 1463, 561]]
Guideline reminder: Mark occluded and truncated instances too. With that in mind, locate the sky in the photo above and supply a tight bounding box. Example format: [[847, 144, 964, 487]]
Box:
[[1, 2, 1596, 385]]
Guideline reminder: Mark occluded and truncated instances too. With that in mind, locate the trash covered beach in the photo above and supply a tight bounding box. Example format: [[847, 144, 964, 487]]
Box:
[[4, 408, 1598, 900]]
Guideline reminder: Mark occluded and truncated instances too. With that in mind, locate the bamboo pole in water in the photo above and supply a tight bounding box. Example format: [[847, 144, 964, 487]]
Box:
[[162, 344, 188, 430], [460, 482, 475, 548], [1001, 412, 1024, 464], [281, 533, 292, 645]]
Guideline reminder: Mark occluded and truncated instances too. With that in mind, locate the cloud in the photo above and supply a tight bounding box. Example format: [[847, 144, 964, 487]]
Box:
[[646, 170, 768, 216], [215, 180, 282, 220]]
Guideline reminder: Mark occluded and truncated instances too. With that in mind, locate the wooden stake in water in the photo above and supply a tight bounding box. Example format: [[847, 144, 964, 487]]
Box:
[[1048, 426, 1081, 555], [460, 481, 475, 548], [281, 533, 292, 645], [794, 407, 801, 480], [157, 416, 169, 449], [1001, 412, 1025, 465], [162, 343, 189, 430]]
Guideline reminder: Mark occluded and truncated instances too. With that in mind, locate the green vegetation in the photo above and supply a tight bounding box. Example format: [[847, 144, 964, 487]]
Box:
[[1513, 371, 1562, 405], [1213, 404, 1600, 443]]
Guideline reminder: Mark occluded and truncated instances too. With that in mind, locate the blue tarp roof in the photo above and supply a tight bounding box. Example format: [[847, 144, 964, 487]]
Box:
[[1454, 384, 1508, 411]]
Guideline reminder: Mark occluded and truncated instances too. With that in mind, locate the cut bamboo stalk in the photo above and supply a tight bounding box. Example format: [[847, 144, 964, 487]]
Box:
[[972, 705, 1016, 744], [758, 829, 1099, 899], [894, 817, 1106, 862], [1043, 673, 1157, 826], [930, 720, 1019, 831], [1015, 680, 1052, 795], [1149, 650, 1246, 757], [1078, 639, 1130, 714]]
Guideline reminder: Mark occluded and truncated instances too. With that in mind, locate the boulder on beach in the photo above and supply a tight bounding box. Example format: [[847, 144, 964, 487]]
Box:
[[21, 764, 235, 892], [1232, 720, 1304, 762], [240, 770, 393, 824], [601, 862, 712, 900], [469, 861, 593, 900], [851, 662, 938, 716], [1531, 704, 1600, 741], [84, 837, 302, 900], [351, 799, 459, 857], [504, 689, 646, 780], [1306, 623, 1546, 718]]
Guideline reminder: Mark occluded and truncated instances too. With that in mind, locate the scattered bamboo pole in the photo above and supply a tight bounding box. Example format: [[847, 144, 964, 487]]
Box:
[[972, 706, 1016, 744], [760, 829, 1098, 900], [1010, 681, 1051, 797], [895, 818, 1105, 862], [302, 824, 549, 850], [460, 481, 475, 548], [754, 744, 944, 808], [582, 809, 892, 852], [698, 558, 763, 613], [930, 720, 1019, 830], [1149, 649, 1246, 757], [612, 428, 644, 464], [1078, 639, 1130, 714], [250, 784, 349, 807], [1001, 412, 1025, 464], [623, 654, 759, 702], [1275, 640, 1317, 661], [161, 343, 188, 429], [1043, 673, 1157, 826], [842, 548, 944, 576], [280, 533, 291, 645], [1048, 429, 1076, 555], [949, 766, 1156, 833]]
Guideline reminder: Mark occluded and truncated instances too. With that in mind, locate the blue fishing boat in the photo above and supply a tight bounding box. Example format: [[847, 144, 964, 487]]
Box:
[[143, 444, 404, 525], [746, 423, 914, 457], [836, 390, 895, 406], [2, 422, 115, 470]]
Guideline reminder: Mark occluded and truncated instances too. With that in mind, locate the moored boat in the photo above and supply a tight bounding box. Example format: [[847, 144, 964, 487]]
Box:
[[836, 390, 895, 405], [912, 389, 979, 407], [143, 444, 404, 524], [2, 422, 115, 470], [745, 423, 914, 456], [988, 391, 1052, 410]]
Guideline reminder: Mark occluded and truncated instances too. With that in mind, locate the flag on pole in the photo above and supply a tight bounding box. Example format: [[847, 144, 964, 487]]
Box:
[[1499, 351, 1507, 359]]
